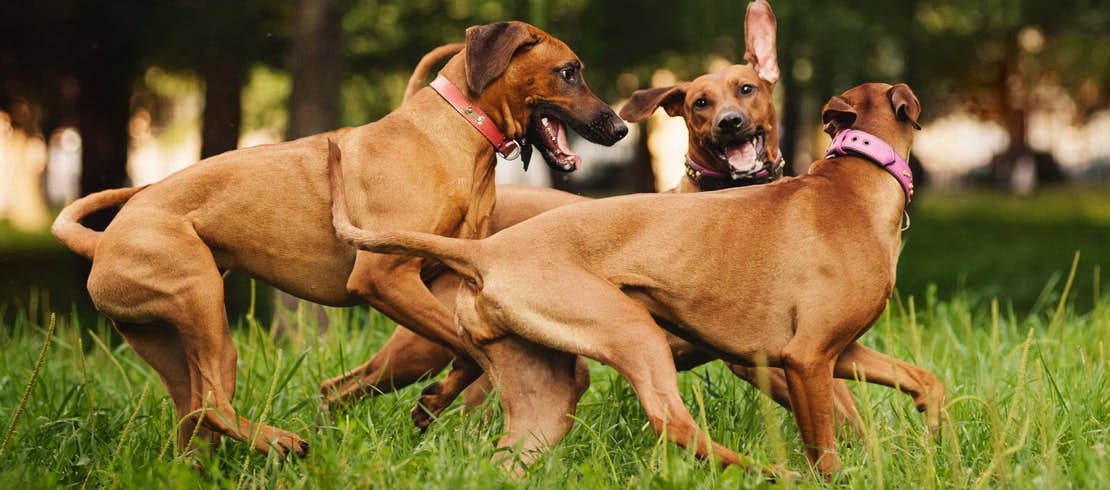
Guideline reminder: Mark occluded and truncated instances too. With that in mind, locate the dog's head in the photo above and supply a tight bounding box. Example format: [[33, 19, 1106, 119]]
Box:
[[454, 21, 628, 172], [821, 82, 922, 150], [619, 0, 780, 179]]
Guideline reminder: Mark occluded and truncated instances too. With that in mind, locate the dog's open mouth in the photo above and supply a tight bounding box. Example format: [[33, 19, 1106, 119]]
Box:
[[527, 114, 582, 172], [715, 128, 767, 179]]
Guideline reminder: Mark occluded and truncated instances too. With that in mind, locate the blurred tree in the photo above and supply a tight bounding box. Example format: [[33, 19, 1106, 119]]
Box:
[[911, 0, 1108, 186], [3, 0, 1106, 206], [287, 0, 344, 139], [141, 1, 289, 158]]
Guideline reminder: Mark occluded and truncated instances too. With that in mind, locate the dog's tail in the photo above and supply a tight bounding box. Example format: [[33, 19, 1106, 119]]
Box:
[[51, 185, 147, 260], [326, 140, 484, 285], [403, 43, 464, 102]]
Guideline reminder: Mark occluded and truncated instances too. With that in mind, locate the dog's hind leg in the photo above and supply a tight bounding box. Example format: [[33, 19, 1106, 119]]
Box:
[[164, 269, 309, 458], [115, 322, 219, 454], [473, 273, 791, 478], [183, 305, 307, 456], [833, 341, 945, 432], [474, 337, 588, 473], [151, 240, 308, 457]]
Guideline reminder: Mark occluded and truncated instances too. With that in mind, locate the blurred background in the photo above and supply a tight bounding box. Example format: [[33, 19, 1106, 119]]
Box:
[[1, 0, 1107, 325]]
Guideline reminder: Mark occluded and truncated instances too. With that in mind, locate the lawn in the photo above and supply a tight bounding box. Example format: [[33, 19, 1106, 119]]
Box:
[[0, 188, 1108, 488]]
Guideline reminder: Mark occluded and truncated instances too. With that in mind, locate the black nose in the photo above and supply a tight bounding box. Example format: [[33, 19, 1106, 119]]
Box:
[[717, 112, 745, 133], [590, 114, 628, 146], [611, 119, 629, 141]]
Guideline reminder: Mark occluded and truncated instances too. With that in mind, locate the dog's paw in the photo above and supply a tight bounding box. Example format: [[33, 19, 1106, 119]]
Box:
[[410, 381, 444, 431], [254, 426, 310, 459], [765, 464, 803, 483], [411, 403, 435, 432]]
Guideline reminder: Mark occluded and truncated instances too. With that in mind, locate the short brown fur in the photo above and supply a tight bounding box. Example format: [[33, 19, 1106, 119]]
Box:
[[329, 82, 944, 477]]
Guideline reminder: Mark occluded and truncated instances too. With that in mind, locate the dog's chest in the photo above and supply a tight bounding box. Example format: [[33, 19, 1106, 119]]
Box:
[[450, 165, 497, 239]]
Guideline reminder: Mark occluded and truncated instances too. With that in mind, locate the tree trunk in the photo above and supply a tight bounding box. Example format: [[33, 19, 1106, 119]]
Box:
[[286, 0, 342, 140], [780, 70, 801, 177], [199, 60, 244, 159], [73, 6, 137, 227]]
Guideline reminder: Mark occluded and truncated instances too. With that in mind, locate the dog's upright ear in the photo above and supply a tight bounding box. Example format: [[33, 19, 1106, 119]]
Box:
[[888, 83, 922, 130], [821, 95, 858, 137], [744, 0, 779, 85], [619, 85, 688, 122], [464, 21, 542, 94]]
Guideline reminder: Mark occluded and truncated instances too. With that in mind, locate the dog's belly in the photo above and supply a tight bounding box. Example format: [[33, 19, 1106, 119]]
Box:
[[627, 289, 793, 367], [198, 201, 362, 306], [230, 250, 360, 307]]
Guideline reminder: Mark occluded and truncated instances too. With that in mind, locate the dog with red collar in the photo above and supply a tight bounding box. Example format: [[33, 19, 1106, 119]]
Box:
[[52, 21, 626, 458]]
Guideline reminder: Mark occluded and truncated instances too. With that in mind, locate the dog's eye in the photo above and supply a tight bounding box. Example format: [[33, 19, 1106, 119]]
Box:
[[560, 66, 578, 83], [693, 97, 710, 109], [740, 84, 756, 96]]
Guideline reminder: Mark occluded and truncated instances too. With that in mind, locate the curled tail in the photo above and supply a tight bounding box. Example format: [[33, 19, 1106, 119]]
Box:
[[403, 43, 464, 102], [51, 185, 147, 260], [326, 140, 484, 285]]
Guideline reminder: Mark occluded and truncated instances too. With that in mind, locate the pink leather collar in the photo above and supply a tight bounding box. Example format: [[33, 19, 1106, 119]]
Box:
[[429, 75, 521, 160], [825, 128, 913, 204]]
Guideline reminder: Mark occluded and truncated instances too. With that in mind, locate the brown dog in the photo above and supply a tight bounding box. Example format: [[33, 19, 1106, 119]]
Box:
[[329, 82, 945, 476], [323, 0, 861, 439], [51, 21, 626, 457]]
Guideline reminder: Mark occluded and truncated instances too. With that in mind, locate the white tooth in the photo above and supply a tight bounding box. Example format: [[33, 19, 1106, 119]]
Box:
[[542, 117, 550, 127]]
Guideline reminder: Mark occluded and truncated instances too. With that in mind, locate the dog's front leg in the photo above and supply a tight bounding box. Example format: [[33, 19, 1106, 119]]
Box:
[[320, 325, 455, 408]]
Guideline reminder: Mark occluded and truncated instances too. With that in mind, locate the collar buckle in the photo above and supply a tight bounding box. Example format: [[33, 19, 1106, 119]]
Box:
[[499, 139, 521, 160]]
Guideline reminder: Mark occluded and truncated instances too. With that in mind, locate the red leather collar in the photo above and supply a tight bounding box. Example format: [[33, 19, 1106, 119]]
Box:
[[429, 75, 521, 160]]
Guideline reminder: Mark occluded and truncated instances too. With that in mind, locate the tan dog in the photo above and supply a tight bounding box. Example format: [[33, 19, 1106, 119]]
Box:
[[329, 82, 945, 476], [51, 21, 626, 458], [323, 0, 861, 439]]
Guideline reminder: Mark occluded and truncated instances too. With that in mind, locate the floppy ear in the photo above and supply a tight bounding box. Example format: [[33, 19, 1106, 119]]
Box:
[[888, 83, 922, 130], [821, 95, 857, 137], [464, 22, 541, 94], [619, 85, 688, 122], [743, 0, 779, 85]]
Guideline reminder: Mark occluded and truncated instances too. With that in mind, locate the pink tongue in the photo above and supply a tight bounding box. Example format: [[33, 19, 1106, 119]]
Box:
[[554, 121, 574, 156], [726, 141, 758, 174], [551, 120, 581, 170]]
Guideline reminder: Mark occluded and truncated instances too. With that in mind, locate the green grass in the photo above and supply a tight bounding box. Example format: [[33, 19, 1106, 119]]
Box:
[[0, 269, 1107, 488]]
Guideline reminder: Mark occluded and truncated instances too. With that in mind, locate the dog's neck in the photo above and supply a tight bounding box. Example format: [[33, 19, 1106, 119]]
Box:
[[429, 75, 521, 160], [810, 128, 912, 234], [825, 128, 913, 204], [402, 88, 499, 171], [437, 58, 528, 142], [682, 151, 784, 191]]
